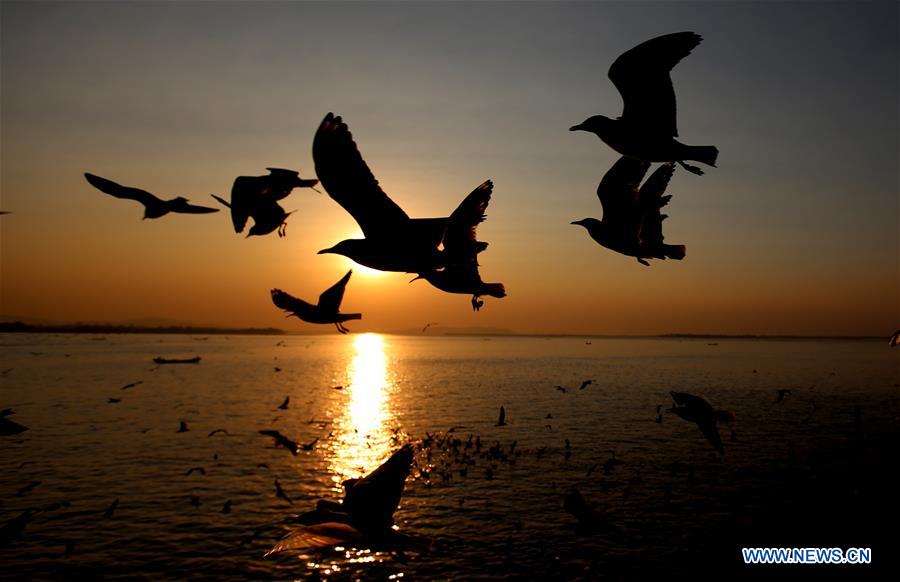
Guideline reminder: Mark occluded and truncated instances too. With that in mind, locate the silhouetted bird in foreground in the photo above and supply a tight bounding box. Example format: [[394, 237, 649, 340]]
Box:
[[266, 445, 420, 554], [669, 391, 734, 455], [85, 173, 219, 219], [570, 32, 718, 175], [572, 157, 685, 265], [259, 430, 299, 455], [411, 180, 506, 310], [0, 409, 28, 436], [211, 168, 318, 238], [271, 270, 362, 334], [314, 113, 491, 273]]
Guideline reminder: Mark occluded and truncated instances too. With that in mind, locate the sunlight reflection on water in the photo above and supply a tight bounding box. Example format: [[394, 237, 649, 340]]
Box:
[[329, 333, 396, 490]]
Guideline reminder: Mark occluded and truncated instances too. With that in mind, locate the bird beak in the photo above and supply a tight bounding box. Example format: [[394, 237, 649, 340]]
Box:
[[569, 124, 584, 132], [317, 247, 334, 255], [409, 275, 423, 283], [570, 220, 583, 226]]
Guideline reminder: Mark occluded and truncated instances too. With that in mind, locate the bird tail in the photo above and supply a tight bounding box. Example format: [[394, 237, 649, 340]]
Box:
[[482, 283, 506, 298], [683, 145, 718, 167], [663, 245, 686, 260], [341, 313, 362, 321]]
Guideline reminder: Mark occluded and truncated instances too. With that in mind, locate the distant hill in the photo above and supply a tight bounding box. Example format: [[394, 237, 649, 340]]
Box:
[[0, 321, 285, 335]]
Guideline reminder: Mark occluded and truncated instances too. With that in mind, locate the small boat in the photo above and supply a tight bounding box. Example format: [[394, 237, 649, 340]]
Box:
[[153, 356, 201, 365]]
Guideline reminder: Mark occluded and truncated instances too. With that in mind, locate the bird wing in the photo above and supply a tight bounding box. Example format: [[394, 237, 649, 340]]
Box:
[[270, 289, 316, 319], [227, 176, 261, 233], [317, 270, 353, 313], [168, 199, 220, 214], [697, 417, 724, 455], [637, 162, 676, 248], [265, 522, 363, 555], [84, 173, 161, 206], [444, 180, 493, 262], [608, 32, 702, 137], [313, 113, 410, 237], [670, 391, 715, 416], [597, 156, 648, 230]]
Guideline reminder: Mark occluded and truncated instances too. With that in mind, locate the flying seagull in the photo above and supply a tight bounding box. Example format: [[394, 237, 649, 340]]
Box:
[[571, 157, 685, 265], [265, 445, 418, 554], [271, 270, 362, 334], [890, 330, 899, 347], [0, 409, 28, 436], [85, 173, 219, 219], [258, 429, 299, 455], [668, 391, 734, 455], [211, 168, 318, 238], [314, 112, 490, 273], [496, 406, 507, 427], [411, 180, 506, 310], [570, 32, 718, 175], [278, 396, 290, 410]]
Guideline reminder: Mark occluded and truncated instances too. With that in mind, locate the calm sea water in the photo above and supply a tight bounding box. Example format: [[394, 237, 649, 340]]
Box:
[[1, 334, 897, 580]]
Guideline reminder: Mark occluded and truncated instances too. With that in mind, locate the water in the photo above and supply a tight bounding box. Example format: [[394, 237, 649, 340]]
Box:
[[1, 334, 897, 579]]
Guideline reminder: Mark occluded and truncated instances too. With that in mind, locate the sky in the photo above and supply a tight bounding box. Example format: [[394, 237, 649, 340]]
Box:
[[0, 1, 897, 336]]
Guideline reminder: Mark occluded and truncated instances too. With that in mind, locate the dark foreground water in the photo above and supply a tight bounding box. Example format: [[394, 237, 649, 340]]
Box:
[[1, 334, 897, 580]]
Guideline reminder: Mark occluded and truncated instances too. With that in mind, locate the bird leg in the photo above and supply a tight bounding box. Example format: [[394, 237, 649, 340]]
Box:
[[335, 322, 349, 334], [471, 295, 484, 311], [636, 258, 650, 266], [277, 223, 287, 238], [676, 160, 704, 176]]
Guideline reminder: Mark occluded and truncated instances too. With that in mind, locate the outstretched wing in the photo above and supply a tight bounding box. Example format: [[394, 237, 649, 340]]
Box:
[[270, 289, 316, 319], [168, 199, 220, 214], [444, 180, 493, 263], [265, 522, 363, 555], [608, 32, 702, 137], [318, 270, 352, 313], [85, 173, 161, 206], [697, 417, 724, 455], [637, 163, 676, 248], [313, 113, 410, 237], [227, 176, 261, 233], [670, 391, 714, 416], [596, 156, 647, 232]]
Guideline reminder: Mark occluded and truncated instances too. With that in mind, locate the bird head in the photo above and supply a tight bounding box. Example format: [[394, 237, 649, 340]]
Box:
[[570, 218, 602, 232], [569, 115, 614, 137], [317, 239, 361, 259]]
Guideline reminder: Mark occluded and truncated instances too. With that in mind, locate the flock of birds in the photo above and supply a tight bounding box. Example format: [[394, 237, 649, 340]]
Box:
[[78, 31, 719, 332]]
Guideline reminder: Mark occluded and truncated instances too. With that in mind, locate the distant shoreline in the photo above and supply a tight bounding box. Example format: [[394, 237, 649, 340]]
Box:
[[0, 321, 883, 340]]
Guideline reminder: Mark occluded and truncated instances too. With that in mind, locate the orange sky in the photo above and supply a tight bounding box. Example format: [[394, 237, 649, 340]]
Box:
[[1, 2, 897, 335]]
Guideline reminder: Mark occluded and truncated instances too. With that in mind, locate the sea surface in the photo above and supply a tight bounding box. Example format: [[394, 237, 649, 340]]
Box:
[[1, 334, 897, 580]]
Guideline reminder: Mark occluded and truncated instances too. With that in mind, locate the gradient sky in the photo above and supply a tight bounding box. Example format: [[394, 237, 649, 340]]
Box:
[[1, 1, 897, 335]]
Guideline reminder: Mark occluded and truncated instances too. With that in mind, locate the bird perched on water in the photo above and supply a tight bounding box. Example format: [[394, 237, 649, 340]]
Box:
[[410, 180, 506, 310], [177, 421, 189, 433], [270, 270, 362, 334], [314, 113, 491, 273], [569, 32, 718, 175], [571, 157, 685, 265], [85, 173, 219, 219], [266, 445, 420, 554], [668, 391, 734, 455], [0, 409, 28, 436], [211, 168, 318, 238]]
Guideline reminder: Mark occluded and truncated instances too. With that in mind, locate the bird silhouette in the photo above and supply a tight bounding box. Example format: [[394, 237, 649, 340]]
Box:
[[211, 168, 318, 238], [890, 330, 899, 347], [185, 467, 206, 476], [258, 429, 299, 455], [668, 391, 734, 455], [177, 421, 189, 433], [221, 500, 232, 514], [0, 409, 28, 436], [411, 181, 506, 310], [274, 479, 293, 504], [107, 397, 121, 404], [271, 270, 362, 334], [266, 445, 417, 554], [569, 32, 718, 175], [207, 428, 228, 437], [775, 389, 792, 403], [314, 113, 490, 273], [85, 173, 219, 218], [300, 437, 319, 451], [496, 406, 507, 427], [120, 381, 142, 390], [278, 396, 290, 410], [579, 380, 593, 390], [572, 157, 685, 265]]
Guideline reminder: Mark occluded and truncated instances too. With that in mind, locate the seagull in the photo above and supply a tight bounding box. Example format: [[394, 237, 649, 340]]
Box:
[[775, 389, 792, 403], [300, 437, 319, 451], [258, 430, 299, 455], [107, 397, 121, 404], [314, 113, 490, 273], [569, 32, 718, 175], [266, 445, 418, 554], [207, 428, 228, 437], [177, 421, 189, 433], [555, 385, 568, 393], [0, 409, 28, 436], [189, 495, 201, 508], [890, 330, 899, 347], [211, 168, 318, 238], [411, 181, 506, 310], [271, 270, 362, 334], [274, 479, 293, 504], [571, 157, 685, 265], [120, 381, 142, 390], [278, 396, 290, 410], [102, 498, 119, 519], [85, 173, 219, 219], [668, 391, 734, 455], [496, 406, 507, 427], [579, 380, 593, 390], [185, 467, 206, 476], [221, 500, 232, 514]]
